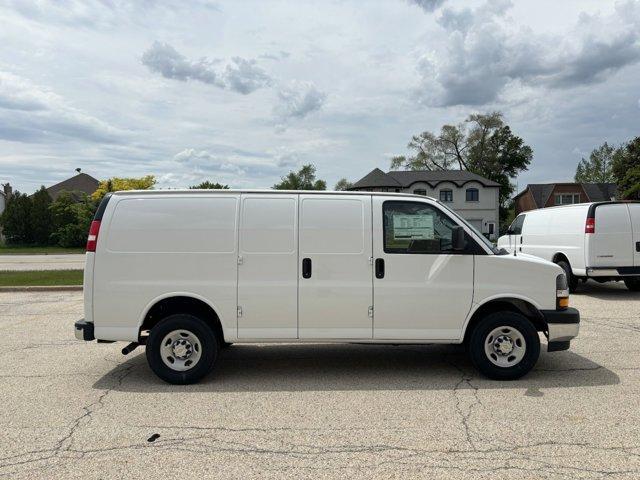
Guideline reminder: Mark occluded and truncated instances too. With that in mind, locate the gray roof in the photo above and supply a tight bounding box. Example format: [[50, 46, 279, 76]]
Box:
[[351, 168, 500, 189], [46, 173, 100, 200], [516, 183, 617, 207]]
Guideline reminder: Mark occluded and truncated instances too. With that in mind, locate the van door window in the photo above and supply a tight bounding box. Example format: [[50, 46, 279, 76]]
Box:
[[509, 214, 525, 235], [383, 201, 459, 254]]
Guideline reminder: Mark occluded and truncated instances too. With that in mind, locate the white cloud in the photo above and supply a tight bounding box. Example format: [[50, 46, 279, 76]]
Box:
[[274, 80, 327, 120], [141, 42, 271, 94], [0, 71, 125, 143], [416, 0, 640, 106]]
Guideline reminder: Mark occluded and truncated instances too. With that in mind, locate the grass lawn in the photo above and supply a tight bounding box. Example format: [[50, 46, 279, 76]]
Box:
[[0, 270, 83, 287], [0, 245, 85, 255]]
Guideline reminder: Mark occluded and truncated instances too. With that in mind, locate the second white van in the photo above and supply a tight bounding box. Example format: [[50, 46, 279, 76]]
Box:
[[75, 190, 579, 384], [498, 201, 640, 291]]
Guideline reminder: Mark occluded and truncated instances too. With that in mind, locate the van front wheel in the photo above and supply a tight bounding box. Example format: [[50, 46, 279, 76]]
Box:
[[146, 314, 218, 384], [468, 312, 540, 380]]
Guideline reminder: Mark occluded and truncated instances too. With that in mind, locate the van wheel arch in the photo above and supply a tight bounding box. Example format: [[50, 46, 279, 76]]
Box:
[[140, 296, 225, 347], [463, 299, 545, 346]]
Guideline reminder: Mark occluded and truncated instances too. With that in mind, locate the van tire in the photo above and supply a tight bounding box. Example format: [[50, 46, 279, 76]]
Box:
[[556, 260, 578, 292], [146, 314, 218, 385], [624, 277, 640, 291], [468, 312, 540, 380]]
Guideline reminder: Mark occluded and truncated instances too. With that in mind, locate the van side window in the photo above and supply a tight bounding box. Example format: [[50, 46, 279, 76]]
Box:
[[509, 214, 525, 235], [383, 201, 459, 254]]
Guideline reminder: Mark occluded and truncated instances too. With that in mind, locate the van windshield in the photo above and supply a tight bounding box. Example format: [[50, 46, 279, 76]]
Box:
[[437, 201, 502, 255]]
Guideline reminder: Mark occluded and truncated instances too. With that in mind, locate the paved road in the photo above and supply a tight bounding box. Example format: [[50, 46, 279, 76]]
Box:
[[0, 254, 85, 271], [1, 281, 639, 479]]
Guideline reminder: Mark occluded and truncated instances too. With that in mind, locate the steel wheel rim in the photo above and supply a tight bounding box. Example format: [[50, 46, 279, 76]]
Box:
[[159, 329, 202, 372], [484, 325, 526, 368]]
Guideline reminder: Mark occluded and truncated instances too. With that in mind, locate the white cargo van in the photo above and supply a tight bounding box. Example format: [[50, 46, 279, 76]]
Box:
[[75, 190, 579, 384], [498, 202, 640, 291]]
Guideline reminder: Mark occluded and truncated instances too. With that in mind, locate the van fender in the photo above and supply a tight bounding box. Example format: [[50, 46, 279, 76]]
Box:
[[137, 291, 231, 338], [460, 293, 544, 342]]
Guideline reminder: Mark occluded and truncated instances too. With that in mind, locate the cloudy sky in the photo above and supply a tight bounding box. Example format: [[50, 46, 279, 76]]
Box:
[[1, 0, 639, 194]]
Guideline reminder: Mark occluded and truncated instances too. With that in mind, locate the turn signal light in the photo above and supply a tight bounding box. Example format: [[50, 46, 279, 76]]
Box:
[[558, 297, 569, 309]]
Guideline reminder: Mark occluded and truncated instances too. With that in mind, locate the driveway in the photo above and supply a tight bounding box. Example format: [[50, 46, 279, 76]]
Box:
[[0, 282, 638, 479], [0, 254, 85, 271]]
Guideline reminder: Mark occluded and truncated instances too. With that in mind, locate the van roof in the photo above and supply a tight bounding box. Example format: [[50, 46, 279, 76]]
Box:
[[520, 200, 639, 215], [110, 189, 438, 201]]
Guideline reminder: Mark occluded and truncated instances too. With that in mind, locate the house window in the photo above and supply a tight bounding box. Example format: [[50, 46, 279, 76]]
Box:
[[466, 188, 479, 202], [413, 189, 427, 196], [439, 189, 453, 202], [554, 194, 580, 205]]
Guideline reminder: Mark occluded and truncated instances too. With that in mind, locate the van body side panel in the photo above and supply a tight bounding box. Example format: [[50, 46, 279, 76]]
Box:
[[92, 195, 239, 341], [588, 204, 633, 268], [298, 195, 373, 338], [237, 194, 298, 338], [629, 204, 640, 267], [82, 252, 95, 323]]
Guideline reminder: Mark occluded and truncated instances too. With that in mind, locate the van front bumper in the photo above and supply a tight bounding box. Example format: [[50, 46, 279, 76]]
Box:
[[74, 319, 95, 341], [540, 308, 580, 352]]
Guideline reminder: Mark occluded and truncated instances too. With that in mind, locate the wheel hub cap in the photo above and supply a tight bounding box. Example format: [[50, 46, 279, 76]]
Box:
[[493, 335, 514, 355], [172, 339, 193, 359]]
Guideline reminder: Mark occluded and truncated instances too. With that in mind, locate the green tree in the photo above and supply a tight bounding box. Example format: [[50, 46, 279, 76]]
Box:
[[334, 178, 353, 191], [574, 142, 617, 183], [30, 186, 53, 245], [92, 175, 156, 201], [273, 164, 326, 190], [189, 181, 230, 189], [612, 136, 640, 200], [49, 191, 96, 247], [391, 112, 532, 225], [0, 191, 32, 244]]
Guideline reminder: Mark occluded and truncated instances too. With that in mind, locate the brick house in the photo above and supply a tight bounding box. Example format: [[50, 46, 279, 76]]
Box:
[[513, 183, 616, 215]]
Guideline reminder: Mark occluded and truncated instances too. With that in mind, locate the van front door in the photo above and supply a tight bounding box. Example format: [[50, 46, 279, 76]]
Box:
[[372, 198, 474, 340], [298, 195, 373, 339]]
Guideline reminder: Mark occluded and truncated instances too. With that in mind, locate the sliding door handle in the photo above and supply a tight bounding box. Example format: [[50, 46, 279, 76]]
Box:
[[375, 258, 385, 279], [302, 258, 312, 278]]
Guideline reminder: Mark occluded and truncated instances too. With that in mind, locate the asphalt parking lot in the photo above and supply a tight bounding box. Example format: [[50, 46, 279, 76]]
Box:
[[1, 282, 639, 479]]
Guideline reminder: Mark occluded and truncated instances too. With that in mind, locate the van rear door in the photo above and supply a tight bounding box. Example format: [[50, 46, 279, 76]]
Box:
[[629, 203, 640, 267], [588, 204, 633, 267]]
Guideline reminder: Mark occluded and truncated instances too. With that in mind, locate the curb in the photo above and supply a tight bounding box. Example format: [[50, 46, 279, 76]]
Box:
[[0, 285, 83, 292]]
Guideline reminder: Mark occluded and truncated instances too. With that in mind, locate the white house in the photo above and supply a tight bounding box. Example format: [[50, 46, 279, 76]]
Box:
[[349, 169, 500, 239]]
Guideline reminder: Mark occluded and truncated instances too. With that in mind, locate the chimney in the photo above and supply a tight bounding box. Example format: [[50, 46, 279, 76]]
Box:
[[3, 183, 12, 200]]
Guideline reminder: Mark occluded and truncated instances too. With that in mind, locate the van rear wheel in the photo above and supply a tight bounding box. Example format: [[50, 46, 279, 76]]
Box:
[[146, 314, 218, 384], [468, 312, 540, 380], [624, 277, 640, 291]]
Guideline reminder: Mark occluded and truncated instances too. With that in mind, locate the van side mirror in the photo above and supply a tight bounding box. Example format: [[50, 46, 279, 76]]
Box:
[[452, 226, 466, 251]]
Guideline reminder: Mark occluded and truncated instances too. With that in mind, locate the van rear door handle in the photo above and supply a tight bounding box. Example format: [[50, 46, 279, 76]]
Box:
[[636, 241, 640, 252], [302, 258, 312, 278], [375, 258, 385, 279]]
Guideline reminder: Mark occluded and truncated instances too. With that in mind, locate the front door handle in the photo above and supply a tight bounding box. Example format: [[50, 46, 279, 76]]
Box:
[[519, 236, 523, 252], [375, 258, 385, 279], [302, 258, 312, 278]]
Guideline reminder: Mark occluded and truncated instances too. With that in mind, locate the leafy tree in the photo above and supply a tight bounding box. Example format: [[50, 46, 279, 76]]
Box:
[[334, 178, 353, 191], [0, 191, 32, 244], [612, 136, 640, 200], [189, 181, 229, 189], [391, 112, 532, 225], [30, 186, 53, 245], [273, 164, 326, 190], [92, 175, 156, 201], [49, 191, 96, 247], [574, 142, 617, 183]]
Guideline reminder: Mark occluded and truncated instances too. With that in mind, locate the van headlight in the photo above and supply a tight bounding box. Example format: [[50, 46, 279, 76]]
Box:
[[556, 274, 569, 309]]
